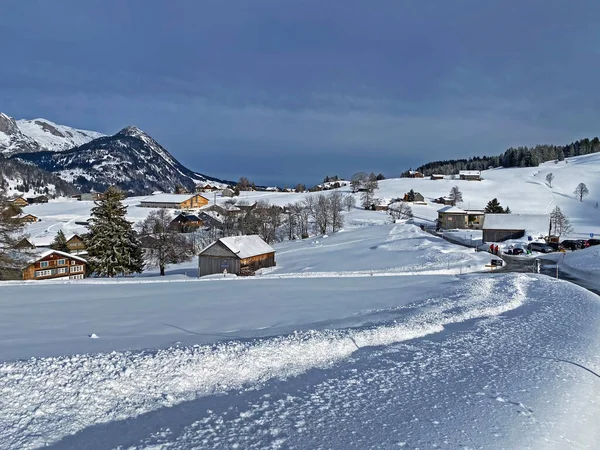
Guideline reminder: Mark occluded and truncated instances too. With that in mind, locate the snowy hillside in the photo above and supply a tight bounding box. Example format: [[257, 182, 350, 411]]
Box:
[[12, 126, 231, 196], [0, 112, 43, 155], [16, 118, 104, 152]]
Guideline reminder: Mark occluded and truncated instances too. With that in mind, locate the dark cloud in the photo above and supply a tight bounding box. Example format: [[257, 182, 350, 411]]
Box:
[[2, 0, 600, 185]]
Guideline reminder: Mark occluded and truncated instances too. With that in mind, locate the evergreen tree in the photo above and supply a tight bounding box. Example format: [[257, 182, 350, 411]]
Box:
[[407, 189, 416, 202], [557, 148, 565, 161], [85, 187, 144, 277], [50, 229, 69, 253], [504, 206, 511, 214], [0, 188, 29, 279], [484, 198, 505, 213]]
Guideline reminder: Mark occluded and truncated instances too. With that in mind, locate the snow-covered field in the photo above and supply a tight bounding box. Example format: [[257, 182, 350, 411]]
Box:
[[2, 154, 600, 448]]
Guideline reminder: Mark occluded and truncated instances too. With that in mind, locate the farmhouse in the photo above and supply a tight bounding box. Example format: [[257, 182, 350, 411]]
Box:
[[459, 170, 481, 181], [198, 235, 275, 277], [169, 213, 204, 232], [11, 197, 28, 207], [482, 214, 550, 243], [437, 206, 468, 229], [407, 170, 424, 178], [22, 250, 87, 281], [430, 174, 445, 180], [139, 193, 209, 209]]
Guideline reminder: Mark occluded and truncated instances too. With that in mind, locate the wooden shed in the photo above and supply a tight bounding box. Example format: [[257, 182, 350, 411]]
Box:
[[437, 206, 468, 229], [198, 235, 275, 277], [11, 197, 28, 207]]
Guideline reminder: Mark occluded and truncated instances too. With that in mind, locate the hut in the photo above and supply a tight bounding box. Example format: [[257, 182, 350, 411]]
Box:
[[198, 235, 275, 277]]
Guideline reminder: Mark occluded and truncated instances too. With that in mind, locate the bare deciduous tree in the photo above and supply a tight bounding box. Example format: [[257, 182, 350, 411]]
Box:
[[549, 206, 573, 237], [574, 182, 589, 202], [389, 202, 413, 221], [138, 209, 194, 276], [449, 186, 463, 206], [343, 195, 356, 211], [545, 172, 554, 187], [350, 172, 368, 193]]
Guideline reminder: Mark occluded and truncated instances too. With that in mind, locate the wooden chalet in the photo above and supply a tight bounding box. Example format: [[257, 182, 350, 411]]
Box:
[[198, 235, 275, 277], [407, 171, 424, 178], [139, 193, 209, 209], [26, 195, 49, 204], [169, 213, 204, 232], [22, 250, 87, 281], [16, 213, 39, 223], [11, 197, 28, 207], [66, 234, 86, 253], [430, 174, 445, 180]]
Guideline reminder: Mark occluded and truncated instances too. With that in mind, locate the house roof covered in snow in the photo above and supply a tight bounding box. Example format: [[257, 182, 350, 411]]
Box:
[[201, 235, 275, 259], [140, 194, 208, 204], [27, 249, 87, 265], [483, 214, 549, 231], [437, 206, 466, 214], [459, 170, 481, 176]]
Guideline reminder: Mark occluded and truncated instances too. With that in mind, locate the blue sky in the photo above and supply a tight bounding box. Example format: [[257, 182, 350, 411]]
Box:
[[2, 0, 600, 186]]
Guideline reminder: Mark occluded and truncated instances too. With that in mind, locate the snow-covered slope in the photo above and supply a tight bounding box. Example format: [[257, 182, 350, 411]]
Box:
[[16, 118, 104, 152], [12, 126, 230, 196], [0, 112, 102, 155]]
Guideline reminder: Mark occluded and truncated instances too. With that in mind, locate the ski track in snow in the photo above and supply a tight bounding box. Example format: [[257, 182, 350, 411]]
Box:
[[0, 273, 544, 449]]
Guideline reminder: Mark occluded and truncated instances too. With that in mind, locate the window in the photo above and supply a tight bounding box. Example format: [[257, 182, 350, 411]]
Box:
[[71, 260, 76, 265], [57, 259, 66, 265], [70, 265, 84, 273], [35, 270, 52, 277], [69, 274, 84, 280], [40, 261, 49, 268], [57, 267, 67, 274]]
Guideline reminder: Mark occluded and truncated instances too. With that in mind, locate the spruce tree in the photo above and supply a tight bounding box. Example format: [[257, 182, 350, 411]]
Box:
[[51, 229, 70, 252], [485, 198, 505, 213], [85, 187, 144, 277], [0, 188, 29, 279]]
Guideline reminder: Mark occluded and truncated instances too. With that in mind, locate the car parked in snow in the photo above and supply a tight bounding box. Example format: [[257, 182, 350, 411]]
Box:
[[561, 239, 585, 250], [528, 242, 554, 253]]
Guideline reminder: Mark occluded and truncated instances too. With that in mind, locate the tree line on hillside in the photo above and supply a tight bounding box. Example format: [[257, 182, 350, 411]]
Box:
[[401, 137, 600, 177]]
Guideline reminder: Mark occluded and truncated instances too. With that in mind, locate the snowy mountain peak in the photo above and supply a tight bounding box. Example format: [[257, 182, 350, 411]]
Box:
[[117, 125, 146, 138], [0, 113, 104, 155], [0, 112, 20, 135]]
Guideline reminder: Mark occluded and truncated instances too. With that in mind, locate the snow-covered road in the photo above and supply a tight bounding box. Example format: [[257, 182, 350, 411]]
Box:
[[1, 273, 600, 449]]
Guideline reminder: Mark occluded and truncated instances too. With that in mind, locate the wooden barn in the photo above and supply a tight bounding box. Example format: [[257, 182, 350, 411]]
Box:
[[169, 213, 204, 232], [482, 214, 549, 243], [198, 235, 275, 277], [407, 171, 424, 178], [459, 170, 482, 181], [139, 193, 209, 209], [437, 206, 468, 229], [22, 250, 87, 281]]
